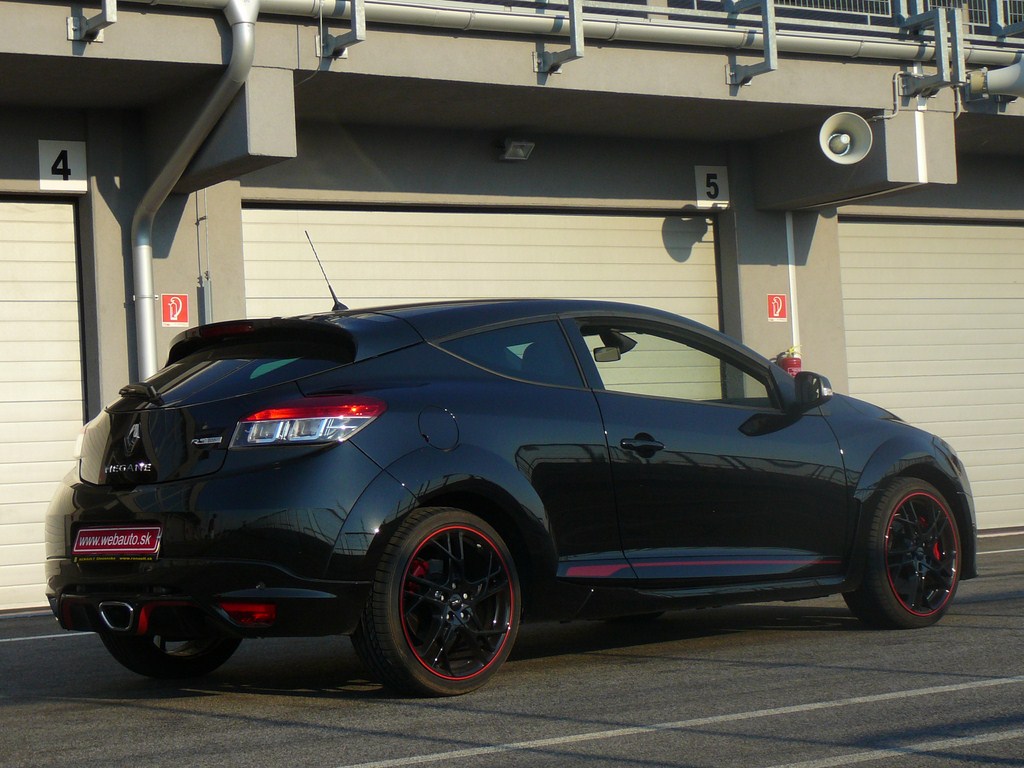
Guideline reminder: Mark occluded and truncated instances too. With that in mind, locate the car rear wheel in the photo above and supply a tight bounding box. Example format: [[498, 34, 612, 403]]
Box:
[[99, 633, 241, 679], [844, 478, 961, 629], [352, 507, 520, 696]]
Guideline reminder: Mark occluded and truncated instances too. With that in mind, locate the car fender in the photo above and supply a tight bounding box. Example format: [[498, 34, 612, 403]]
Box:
[[852, 434, 942, 504], [328, 442, 558, 584], [844, 432, 975, 584]]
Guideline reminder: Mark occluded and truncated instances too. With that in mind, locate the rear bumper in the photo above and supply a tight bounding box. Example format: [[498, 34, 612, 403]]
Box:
[[43, 440, 395, 638], [46, 557, 370, 638]]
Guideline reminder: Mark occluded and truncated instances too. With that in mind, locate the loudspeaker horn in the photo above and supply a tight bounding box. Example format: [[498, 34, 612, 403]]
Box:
[[818, 112, 873, 165]]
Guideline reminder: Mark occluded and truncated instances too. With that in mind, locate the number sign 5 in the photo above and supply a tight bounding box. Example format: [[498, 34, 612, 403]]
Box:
[[695, 166, 729, 209]]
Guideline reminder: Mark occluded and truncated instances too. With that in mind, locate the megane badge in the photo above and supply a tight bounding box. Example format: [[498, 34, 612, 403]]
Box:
[[124, 423, 142, 455]]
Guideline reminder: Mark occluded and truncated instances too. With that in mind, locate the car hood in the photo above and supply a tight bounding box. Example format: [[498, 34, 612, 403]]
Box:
[[830, 392, 902, 423]]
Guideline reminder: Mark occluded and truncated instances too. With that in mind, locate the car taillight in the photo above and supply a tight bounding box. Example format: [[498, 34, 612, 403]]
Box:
[[182, 320, 256, 341], [230, 396, 386, 447]]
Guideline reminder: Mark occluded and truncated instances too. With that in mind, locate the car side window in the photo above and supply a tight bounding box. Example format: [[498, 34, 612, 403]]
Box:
[[578, 323, 773, 407], [441, 321, 583, 388]]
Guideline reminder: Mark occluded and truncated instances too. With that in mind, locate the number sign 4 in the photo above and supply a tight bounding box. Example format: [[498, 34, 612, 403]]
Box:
[[39, 140, 88, 193]]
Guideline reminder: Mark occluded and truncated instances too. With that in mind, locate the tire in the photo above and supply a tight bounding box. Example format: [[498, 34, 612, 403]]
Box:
[[844, 478, 961, 629], [352, 507, 521, 696], [99, 632, 241, 679]]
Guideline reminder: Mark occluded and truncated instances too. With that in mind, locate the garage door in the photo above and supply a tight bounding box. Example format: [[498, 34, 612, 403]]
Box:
[[0, 201, 83, 611], [242, 209, 720, 330], [839, 218, 1024, 531]]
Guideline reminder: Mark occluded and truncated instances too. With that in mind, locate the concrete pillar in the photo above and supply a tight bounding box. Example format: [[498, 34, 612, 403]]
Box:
[[80, 113, 249, 415], [718, 144, 849, 391], [81, 110, 146, 414]]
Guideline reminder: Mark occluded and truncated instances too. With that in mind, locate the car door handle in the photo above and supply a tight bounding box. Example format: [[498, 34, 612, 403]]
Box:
[[620, 434, 665, 458]]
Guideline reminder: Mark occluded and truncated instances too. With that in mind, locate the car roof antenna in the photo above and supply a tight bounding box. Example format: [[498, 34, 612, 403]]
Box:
[[305, 230, 348, 311]]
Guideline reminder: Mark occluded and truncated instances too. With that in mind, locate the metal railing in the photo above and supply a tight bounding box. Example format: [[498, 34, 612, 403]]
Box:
[[467, 0, 1024, 37]]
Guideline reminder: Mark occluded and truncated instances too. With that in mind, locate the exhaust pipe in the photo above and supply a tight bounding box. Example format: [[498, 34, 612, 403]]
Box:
[[98, 601, 136, 632]]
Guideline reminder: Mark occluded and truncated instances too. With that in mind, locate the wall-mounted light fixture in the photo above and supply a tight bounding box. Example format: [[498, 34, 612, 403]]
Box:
[[500, 139, 535, 161]]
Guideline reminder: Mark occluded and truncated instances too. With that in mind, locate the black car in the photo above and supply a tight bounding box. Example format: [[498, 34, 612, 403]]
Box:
[[45, 299, 977, 695]]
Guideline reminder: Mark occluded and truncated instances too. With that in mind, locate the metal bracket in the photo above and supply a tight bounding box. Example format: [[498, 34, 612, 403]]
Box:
[[898, 7, 965, 97], [317, 0, 365, 59], [726, 0, 777, 85], [987, 0, 1024, 37], [67, 0, 117, 43], [949, 7, 967, 87], [535, 0, 584, 74]]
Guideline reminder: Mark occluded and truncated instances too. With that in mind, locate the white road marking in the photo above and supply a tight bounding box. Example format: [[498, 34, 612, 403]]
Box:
[[0, 632, 93, 643], [979, 547, 1024, 555], [336, 676, 1024, 768], [763, 728, 1024, 768]]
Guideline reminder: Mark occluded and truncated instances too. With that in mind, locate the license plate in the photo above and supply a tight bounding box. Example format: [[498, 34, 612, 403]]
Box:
[[72, 525, 162, 561]]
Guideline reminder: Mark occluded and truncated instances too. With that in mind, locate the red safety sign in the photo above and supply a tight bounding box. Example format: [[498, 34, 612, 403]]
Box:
[[767, 294, 788, 322], [161, 293, 189, 328]]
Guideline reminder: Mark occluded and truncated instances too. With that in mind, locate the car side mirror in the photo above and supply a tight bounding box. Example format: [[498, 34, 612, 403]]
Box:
[[594, 346, 621, 363], [794, 371, 833, 409]]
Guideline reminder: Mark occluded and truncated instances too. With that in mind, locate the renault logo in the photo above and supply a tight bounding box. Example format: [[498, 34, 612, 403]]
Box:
[[124, 423, 142, 455]]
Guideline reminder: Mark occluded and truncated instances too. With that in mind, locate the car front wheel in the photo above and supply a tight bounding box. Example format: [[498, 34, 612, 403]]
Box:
[[352, 507, 520, 696], [844, 478, 961, 629]]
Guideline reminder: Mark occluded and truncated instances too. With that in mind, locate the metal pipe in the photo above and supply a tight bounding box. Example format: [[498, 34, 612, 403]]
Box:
[[126, 0, 1024, 67], [130, 0, 260, 380]]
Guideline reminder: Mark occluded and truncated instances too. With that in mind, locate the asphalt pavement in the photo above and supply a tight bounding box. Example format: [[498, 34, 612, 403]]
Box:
[[1, 534, 1022, 768]]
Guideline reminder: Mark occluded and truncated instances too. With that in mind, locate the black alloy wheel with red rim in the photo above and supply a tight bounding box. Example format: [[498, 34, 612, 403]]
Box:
[[844, 478, 961, 629], [884, 489, 960, 616], [352, 507, 520, 696]]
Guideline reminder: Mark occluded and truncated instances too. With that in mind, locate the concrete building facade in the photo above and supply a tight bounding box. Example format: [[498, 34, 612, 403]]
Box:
[[2, 0, 1023, 609]]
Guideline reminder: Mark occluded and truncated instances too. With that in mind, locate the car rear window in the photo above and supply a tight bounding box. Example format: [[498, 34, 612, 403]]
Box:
[[440, 321, 583, 388], [145, 339, 352, 406]]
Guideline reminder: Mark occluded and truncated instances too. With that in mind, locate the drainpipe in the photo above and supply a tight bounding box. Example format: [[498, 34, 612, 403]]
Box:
[[131, 0, 260, 380]]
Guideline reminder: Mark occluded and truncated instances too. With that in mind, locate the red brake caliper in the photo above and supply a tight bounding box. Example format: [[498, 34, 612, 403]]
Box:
[[919, 514, 941, 562], [407, 558, 429, 592]]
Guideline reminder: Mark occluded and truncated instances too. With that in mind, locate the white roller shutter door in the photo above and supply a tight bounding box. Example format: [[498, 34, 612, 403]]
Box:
[[242, 209, 720, 330], [0, 201, 82, 611], [839, 219, 1024, 531]]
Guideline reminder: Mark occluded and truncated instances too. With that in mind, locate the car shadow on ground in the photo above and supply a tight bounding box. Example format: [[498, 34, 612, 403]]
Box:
[[508, 599, 861, 662], [19, 599, 862, 703]]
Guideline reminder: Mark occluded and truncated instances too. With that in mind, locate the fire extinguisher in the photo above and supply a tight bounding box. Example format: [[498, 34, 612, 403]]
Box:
[[776, 346, 802, 377]]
